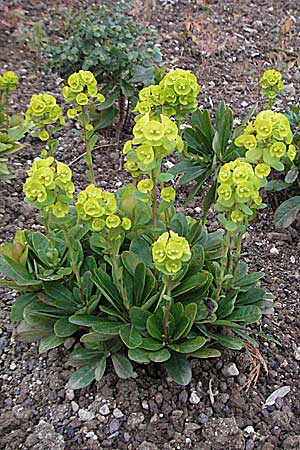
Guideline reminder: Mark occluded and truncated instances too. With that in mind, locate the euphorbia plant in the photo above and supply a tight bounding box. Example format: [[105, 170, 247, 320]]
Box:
[[0, 70, 30, 177], [0, 68, 274, 388]]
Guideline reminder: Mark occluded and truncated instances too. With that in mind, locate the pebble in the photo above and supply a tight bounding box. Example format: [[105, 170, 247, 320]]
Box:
[[99, 404, 110, 416], [71, 401, 79, 413], [189, 391, 201, 405], [270, 246, 279, 255], [78, 409, 95, 421], [222, 362, 240, 377], [142, 400, 149, 410], [244, 425, 255, 435], [109, 419, 120, 433], [65, 389, 75, 401], [127, 412, 145, 429], [246, 439, 255, 450], [113, 408, 124, 418], [9, 362, 17, 370], [85, 431, 98, 440]]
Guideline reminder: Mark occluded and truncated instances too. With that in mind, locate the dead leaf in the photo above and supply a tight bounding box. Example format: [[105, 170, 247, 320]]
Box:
[[263, 386, 291, 408]]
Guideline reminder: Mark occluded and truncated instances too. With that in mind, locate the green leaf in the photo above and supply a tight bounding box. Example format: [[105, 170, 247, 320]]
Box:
[[128, 348, 151, 363], [206, 332, 244, 350], [119, 324, 143, 349], [129, 307, 151, 331], [69, 314, 104, 327], [93, 321, 126, 335], [67, 363, 97, 389], [39, 333, 64, 353], [11, 293, 38, 322], [274, 196, 300, 228], [111, 353, 133, 379], [217, 293, 236, 318], [95, 356, 107, 381], [140, 337, 162, 351], [15, 320, 50, 342], [285, 167, 298, 184], [148, 348, 171, 362], [134, 262, 146, 306], [181, 303, 198, 338], [191, 348, 221, 358], [164, 353, 192, 385], [227, 305, 262, 325], [54, 318, 79, 337], [146, 314, 164, 341], [265, 180, 290, 191], [173, 273, 209, 297], [236, 287, 265, 306], [129, 238, 152, 266], [169, 336, 207, 353]]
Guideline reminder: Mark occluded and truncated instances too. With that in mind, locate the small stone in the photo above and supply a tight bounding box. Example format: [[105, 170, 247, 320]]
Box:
[[139, 441, 158, 450], [124, 432, 131, 443], [244, 426, 255, 435], [78, 409, 95, 421], [197, 413, 209, 424], [246, 439, 255, 450], [86, 431, 98, 440], [290, 255, 296, 263], [270, 246, 279, 256], [65, 389, 75, 401], [9, 362, 17, 370], [113, 408, 124, 419], [142, 400, 149, 410], [109, 419, 120, 433], [113, 408, 124, 418], [99, 404, 110, 416], [71, 401, 79, 413], [127, 412, 145, 429], [222, 362, 239, 377], [185, 422, 201, 433], [189, 391, 201, 405]]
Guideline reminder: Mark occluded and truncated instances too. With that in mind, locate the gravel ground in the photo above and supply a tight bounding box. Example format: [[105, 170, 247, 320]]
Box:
[[0, 1, 299, 449]]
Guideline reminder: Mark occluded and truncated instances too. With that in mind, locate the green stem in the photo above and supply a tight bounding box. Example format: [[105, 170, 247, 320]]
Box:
[[111, 252, 127, 308], [62, 225, 85, 304], [164, 276, 172, 340], [151, 168, 157, 227], [231, 231, 244, 284], [81, 106, 96, 185], [214, 230, 231, 302]]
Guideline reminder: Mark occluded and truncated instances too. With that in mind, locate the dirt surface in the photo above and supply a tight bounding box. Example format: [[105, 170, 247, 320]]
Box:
[[0, 1, 300, 449]]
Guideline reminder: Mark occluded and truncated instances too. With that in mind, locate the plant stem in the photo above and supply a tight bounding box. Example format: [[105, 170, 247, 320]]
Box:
[[164, 276, 172, 340], [81, 106, 96, 185], [151, 168, 157, 227], [214, 230, 231, 302], [231, 231, 244, 284], [62, 225, 85, 304]]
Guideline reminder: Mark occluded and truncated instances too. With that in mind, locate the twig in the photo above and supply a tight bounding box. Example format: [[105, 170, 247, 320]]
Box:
[[240, 342, 268, 392]]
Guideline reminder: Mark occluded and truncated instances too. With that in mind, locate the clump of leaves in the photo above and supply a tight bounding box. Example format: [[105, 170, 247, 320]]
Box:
[[0, 71, 30, 178], [266, 105, 300, 228], [45, 3, 162, 138], [0, 68, 274, 389]]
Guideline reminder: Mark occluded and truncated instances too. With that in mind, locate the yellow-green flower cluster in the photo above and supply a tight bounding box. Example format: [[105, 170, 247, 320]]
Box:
[[62, 71, 105, 119], [152, 231, 191, 274], [217, 159, 264, 223], [235, 110, 293, 169], [259, 69, 284, 101], [75, 184, 131, 232], [123, 113, 183, 177], [23, 157, 74, 218], [134, 68, 200, 118], [26, 94, 64, 140], [0, 71, 18, 92]]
